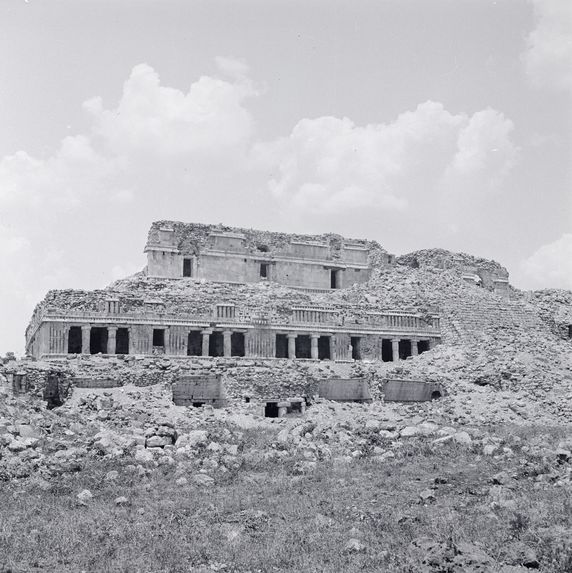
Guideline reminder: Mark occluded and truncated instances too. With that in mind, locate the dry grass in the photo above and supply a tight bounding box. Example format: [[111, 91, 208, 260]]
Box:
[[1, 426, 571, 572]]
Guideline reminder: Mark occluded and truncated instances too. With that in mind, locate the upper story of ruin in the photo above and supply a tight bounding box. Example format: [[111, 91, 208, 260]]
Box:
[[144, 221, 394, 290]]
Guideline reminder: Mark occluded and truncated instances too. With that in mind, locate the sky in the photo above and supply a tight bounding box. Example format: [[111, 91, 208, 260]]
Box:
[[0, 0, 571, 355]]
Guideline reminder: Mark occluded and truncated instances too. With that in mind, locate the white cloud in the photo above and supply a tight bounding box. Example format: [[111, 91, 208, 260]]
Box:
[[521, 233, 572, 289], [523, 0, 572, 91], [255, 101, 517, 215], [442, 108, 518, 192], [84, 62, 258, 158]]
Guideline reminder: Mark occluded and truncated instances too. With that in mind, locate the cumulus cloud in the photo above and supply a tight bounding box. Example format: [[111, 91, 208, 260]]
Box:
[[442, 108, 518, 192], [521, 233, 572, 289], [523, 0, 572, 91], [84, 61, 258, 158], [255, 101, 518, 215]]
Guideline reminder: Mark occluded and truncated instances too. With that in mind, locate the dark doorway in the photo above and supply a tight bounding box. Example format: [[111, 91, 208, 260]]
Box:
[[90, 327, 108, 354], [68, 326, 82, 354], [260, 263, 269, 278], [187, 331, 202, 356], [276, 334, 288, 358], [153, 329, 165, 347], [264, 402, 279, 418], [295, 335, 311, 359], [418, 340, 430, 355], [330, 270, 339, 289], [231, 333, 245, 356], [382, 339, 393, 362], [431, 390, 442, 400], [183, 258, 192, 277], [44, 373, 62, 409], [209, 332, 224, 357], [116, 328, 130, 354], [192, 401, 205, 408], [399, 339, 412, 360], [351, 336, 361, 360], [568, 325, 572, 339], [318, 336, 331, 360]]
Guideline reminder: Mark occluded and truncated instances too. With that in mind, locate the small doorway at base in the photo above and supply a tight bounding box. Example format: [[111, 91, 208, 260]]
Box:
[[264, 402, 279, 418]]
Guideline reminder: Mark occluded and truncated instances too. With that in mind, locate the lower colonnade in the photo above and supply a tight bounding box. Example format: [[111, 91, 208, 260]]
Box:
[[48, 323, 439, 362]]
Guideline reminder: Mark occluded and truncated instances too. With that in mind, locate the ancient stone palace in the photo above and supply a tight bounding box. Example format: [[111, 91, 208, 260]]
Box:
[[25, 221, 442, 361]]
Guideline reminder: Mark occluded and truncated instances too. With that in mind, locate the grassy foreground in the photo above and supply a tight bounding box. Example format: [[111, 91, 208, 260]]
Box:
[[1, 426, 571, 573]]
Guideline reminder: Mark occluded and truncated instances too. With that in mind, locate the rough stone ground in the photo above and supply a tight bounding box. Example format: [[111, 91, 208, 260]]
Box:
[[1, 379, 571, 572]]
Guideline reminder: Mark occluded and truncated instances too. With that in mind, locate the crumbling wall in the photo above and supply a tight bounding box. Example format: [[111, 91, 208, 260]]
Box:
[[397, 249, 509, 291], [524, 289, 572, 341]]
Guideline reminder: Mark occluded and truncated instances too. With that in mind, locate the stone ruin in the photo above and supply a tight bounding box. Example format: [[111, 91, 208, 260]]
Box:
[[25, 221, 442, 365], [18, 219, 565, 408]]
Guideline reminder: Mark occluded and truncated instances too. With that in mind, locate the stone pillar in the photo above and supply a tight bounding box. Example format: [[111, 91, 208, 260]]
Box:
[[81, 325, 91, 354], [329, 335, 336, 361], [107, 327, 117, 355], [391, 338, 400, 362], [223, 330, 232, 357], [428, 338, 437, 350], [163, 327, 170, 355], [201, 330, 211, 357], [128, 327, 135, 355], [411, 338, 418, 357], [64, 326, 70, 354], [310, 334, 319, 360], [287, 333, 297, 359]]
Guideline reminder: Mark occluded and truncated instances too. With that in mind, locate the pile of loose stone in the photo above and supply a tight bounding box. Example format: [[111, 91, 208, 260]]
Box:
[[1, 379, 571, 491]]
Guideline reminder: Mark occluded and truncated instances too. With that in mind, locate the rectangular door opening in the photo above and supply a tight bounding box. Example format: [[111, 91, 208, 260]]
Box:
[[187, 331, 202, 356], [330, 270, 339, 289], [68, 326, 82, 354], [295, 335, 311, 359], [381, 339, 393, 362], [209, 332, 224, 357], [116, 328, 130, 354], [318, 336, 331, 360], [231, 333, 245, 357], [275, 334, 288, 358], [90, 327, 108, 354]]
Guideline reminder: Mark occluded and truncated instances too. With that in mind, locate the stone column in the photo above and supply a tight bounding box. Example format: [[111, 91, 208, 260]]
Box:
[[287, 333, 297, 359], [329, 335, 336, 361], [107, 326, 117, 355], [81, 325, 91, 354], [163, 327, 171, 355], [428, 338, 437, 350], [201, 330, 211, 357], [223, 330, 232, 357], [411, 338, 418, 357], [64, 326, 70, 354], [391, 338, 400, 362], [128, 327, 135, 355], [310, 334, 319, 360]]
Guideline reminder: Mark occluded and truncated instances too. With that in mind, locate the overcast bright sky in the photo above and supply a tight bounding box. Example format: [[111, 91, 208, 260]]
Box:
[[1, 0, 571, 355]]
